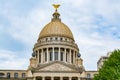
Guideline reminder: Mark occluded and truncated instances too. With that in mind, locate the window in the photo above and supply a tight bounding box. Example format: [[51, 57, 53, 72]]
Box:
[[14, 73, 18, 78], [55, 52, 58, 60], [60, 38, 63, 41], [46, 38, 48, 41], [0, 73, 4, 78], [50, 52, 52, 61], [6, 73, 10, 78], [65, 38, 67, 41], [87, 74, 91, 79], [60, 52, 63, 61], [22, 73, 25, 78], [39, 54, 41, 63], [45, 52, 47, 62], [50, 37, 52, 40], [55, 37, 58, 40], [71, 53, 73, 63]]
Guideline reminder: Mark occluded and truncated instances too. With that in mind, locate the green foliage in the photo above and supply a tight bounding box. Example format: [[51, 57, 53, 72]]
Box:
[[94, 49, 120, 80]]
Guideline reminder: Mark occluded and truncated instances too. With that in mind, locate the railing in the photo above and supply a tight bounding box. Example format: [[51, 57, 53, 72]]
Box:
[[34, 40, 78, 49], [0, 77, 26, 80], [80, 78, 93, 80]]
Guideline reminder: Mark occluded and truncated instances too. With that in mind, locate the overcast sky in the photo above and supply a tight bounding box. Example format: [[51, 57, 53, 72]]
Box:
[[0, 0, 120, 70]]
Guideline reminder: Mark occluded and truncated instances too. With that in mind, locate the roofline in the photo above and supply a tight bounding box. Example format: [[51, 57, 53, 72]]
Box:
[[0, 69, 26, 71]]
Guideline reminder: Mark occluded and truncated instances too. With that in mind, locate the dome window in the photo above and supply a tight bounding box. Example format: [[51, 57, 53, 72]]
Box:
[[54, 52, 58, 60], [60, 37, 63, 41], [55, 37, 58, 40], [65, 38, 67, 41], [60, 52, 63, 61], [46, 38, 48, 41], [50, 37, 53, 40], [49, 52, 52, 61]]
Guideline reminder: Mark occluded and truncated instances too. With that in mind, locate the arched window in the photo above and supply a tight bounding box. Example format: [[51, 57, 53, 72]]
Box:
[[6, 73, 10, 78], [60, 52, 63, 61], [50, 52, 52, 61], [14, 73, 18, 78], [0, 73, 4, 78], [22, 73, 25, 78], [55, 52, 58, 60], [87, 73, 91, 79]]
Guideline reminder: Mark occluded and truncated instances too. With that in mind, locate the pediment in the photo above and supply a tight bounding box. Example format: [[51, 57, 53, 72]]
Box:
[[36, 62, 77, 72]]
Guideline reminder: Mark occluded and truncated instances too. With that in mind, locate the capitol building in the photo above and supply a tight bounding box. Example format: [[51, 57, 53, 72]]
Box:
[[0, 5, 98, 80]]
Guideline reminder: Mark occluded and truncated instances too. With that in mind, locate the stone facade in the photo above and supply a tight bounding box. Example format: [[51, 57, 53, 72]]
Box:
[[97, 52, 112, 70]]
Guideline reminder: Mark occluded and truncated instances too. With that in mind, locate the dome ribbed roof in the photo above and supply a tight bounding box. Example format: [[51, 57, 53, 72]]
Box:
[[38, 20, 74, 41], [38, 7, 74, 41]]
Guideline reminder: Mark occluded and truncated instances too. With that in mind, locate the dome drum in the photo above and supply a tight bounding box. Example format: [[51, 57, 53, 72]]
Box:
[[32, 46, 79, 65]]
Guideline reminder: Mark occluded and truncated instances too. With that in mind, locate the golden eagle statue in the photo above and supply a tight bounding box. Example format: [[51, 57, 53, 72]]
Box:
[[52, 4, 60, 11]]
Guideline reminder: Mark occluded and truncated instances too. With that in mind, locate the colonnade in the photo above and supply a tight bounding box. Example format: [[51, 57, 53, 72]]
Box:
[[34, 47, 78, 64], [35, 76, 80, 80]]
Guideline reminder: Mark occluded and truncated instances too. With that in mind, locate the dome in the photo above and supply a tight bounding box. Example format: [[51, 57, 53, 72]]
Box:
[[38, 9, 74, 41], [38, 20, 74, 41]]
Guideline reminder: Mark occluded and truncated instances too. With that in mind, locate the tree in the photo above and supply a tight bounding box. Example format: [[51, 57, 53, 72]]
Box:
[[94, 49, 120, 80]]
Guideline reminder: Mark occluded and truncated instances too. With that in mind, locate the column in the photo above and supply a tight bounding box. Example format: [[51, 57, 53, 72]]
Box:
[[69, 49, 71, 64], [52, 47, 54, 61], [42, 77, 45, 80], [47, 48, 49, 62], [69, 77, 72, 80], [37, 50, 39, 64], [78, 77, 81, 80], [73, 50, 75, 64], [51, 77, 54, 80], [60, 77, 62, 80], [41, 49, 43, 63], [64, 48, 66, 62], [58, 47, 60, 61], [33, 77, 36, 80]]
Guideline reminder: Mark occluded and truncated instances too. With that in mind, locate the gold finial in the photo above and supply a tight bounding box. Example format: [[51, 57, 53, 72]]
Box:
[[52, 4, 60, 11]]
